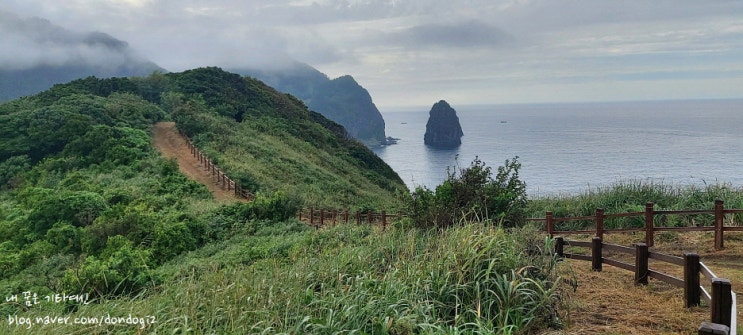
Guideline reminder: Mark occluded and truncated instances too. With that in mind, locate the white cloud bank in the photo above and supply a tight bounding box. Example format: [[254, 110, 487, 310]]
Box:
[[1, 0, 742, 105]]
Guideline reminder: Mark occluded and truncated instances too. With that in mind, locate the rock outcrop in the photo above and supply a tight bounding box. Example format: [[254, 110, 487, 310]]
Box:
[[424, 100, 463, 148], [235, 62, 387, 146]]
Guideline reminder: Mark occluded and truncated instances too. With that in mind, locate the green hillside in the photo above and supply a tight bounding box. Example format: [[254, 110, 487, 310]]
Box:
[[0, 67, 405, 306], [0, 67, 567, 335]]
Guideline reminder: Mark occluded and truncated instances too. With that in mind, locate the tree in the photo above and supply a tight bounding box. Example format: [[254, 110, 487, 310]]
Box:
[[405, 156, 527, 229]]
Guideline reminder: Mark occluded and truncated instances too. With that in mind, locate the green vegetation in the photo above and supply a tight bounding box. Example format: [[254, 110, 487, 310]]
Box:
[[0, 67, 404, 311], [6, 65, 738, 334], [1, 222, 565, 335], [237, 62, 388, 145], [402, 156, 527, 229], [527, 180, 743, 230]]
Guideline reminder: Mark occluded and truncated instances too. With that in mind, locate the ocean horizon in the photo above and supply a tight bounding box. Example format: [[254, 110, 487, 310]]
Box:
[[372, 99, 743, 197]]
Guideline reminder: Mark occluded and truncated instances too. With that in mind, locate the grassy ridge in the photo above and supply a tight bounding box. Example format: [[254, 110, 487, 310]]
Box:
[[165, 67, 406, 209], [0, 67, 406, 316]]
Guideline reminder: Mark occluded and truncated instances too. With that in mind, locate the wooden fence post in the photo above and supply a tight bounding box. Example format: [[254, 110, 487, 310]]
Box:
[[555, 236, 564, 257], [382, 210, 387, 231], [356, 211, 361, 225], [591, 237, 603, 271], [344, 210, 349, 224], [645, 202, 655, 247], [546, 211, 554, 237], [320, 209, 325, 227], [310, 208, 314, 227], [684, 252, 701, 307], [714, 200, 725, 250], [711, 278, 733, 328], [596, 208, 605, 240], [367, 211, 372, 225], [635, 243, 649, 285]]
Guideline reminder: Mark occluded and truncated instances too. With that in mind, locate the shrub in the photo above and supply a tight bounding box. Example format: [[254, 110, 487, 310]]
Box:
[[60, 236, 156, 297], [404, 156, 528, 229]]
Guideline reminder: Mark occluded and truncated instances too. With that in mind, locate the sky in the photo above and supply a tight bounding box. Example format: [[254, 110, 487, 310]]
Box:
[[2, 0, 742, 107]]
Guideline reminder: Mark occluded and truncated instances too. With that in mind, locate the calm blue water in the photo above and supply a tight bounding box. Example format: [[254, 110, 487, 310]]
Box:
[[372, 99, 743, 196]]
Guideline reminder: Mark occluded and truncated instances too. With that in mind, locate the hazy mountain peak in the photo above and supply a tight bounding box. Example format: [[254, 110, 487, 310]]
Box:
[[0, 10, 163, 101]]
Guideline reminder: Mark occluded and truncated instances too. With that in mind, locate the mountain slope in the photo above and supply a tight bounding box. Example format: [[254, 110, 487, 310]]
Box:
[[0, 66, 405, 307], [235, 62, 388, 146]]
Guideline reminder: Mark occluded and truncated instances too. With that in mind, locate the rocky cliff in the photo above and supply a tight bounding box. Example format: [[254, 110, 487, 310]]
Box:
[[235, 62, 387, 146], [424, 100, 464, 148]]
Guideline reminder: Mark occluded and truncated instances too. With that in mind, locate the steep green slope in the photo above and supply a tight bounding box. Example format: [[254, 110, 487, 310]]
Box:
[[165, 67, 405, 207], [0, 67, 405, 303], [236, 62, 388, 146]]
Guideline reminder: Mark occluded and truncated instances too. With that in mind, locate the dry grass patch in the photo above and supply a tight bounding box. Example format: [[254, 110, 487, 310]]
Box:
[[552, 231, 743, 334]]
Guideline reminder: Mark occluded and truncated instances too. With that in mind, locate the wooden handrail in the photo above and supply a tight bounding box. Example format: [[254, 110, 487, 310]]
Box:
[[554, 237, 736, 333], [541, 200, 741, 250]]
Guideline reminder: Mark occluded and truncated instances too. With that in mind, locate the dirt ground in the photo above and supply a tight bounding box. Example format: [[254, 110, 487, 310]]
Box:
[[151, 122, 242, 203], [550, 232, 742, 335]]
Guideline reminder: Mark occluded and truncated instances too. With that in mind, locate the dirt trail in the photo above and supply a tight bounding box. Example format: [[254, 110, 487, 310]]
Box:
[[151, 122, 241, 203]]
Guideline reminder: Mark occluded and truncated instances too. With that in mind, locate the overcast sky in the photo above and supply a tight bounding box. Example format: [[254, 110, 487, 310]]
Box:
[[2, 0, 742, 107]]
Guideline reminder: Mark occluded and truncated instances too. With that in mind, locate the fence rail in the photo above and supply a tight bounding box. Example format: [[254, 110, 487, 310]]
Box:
[[529, 200, 743, 250], [297, 208, 405, 230], [181, 135, 254, 200], [556, 237, 737, 334]]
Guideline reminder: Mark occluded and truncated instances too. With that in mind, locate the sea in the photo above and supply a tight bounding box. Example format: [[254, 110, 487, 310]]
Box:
[[371, 99, 743, 197]]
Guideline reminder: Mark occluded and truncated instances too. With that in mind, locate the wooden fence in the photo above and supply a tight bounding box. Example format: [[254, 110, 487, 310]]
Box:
[[297, 208, 404, 230], [556, 237, 737, 334], [528, 200, 743, 250], [182, 137, 254, 200]]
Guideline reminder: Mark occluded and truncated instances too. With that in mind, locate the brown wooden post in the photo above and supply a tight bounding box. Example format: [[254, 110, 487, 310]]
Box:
[[555, 236, 564, 257], [546, 211, 554, 237], [356, 211, 361, 225], [635, 243, 649, 285], [684, 252, 701, 307], [591, 237, 603, 271], [382, 210, 387, 231], [310, 207, 314, 227], [344, 210, 349, 224], [645, 202, 655, 247], [711, 278, 733, 328], [714, 199, 724, 250], [297, 209, 302, 221], [596, 208, 605, 240], [367, 211, 372, 225], [320, 209, 325, 227]]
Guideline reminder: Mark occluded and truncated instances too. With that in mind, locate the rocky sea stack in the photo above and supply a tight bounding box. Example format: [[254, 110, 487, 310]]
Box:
[[424, 100, 464, 148]]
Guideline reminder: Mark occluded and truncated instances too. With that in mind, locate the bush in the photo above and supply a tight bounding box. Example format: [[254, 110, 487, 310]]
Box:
[[60, 236, 156, 297], [404, 156, 528, 229]]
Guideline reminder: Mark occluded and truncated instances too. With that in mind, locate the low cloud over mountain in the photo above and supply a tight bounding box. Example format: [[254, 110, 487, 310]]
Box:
[[0, 10, 162, 101]]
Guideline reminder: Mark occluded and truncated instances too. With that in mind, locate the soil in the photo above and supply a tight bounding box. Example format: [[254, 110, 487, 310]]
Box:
[[551, 232, 743, 335], [151, 122, 243, 203]]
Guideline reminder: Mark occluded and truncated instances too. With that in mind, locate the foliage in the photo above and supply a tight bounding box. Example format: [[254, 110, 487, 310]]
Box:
[[0, 66, 406, 306], [404, 156, 528, 229], [0, 222, 565, 335], [527, 180, 743, 229]]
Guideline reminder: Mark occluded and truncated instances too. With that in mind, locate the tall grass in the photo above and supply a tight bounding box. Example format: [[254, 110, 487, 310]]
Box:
[[527, 180, 743, 229], [0, 222, 566, 335]]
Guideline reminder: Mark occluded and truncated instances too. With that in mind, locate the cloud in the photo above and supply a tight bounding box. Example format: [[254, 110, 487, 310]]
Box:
[[393, 20, 514, 48], [0, 10, 148, 70], [1, 0, 742, 105]]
